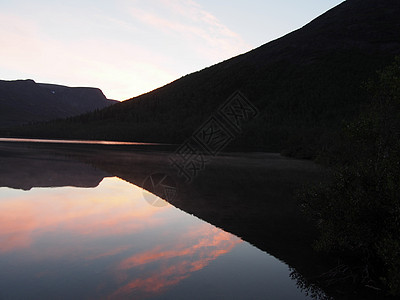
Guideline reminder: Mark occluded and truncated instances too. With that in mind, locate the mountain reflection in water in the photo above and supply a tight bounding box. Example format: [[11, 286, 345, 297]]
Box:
[[0, 142, 322, 299], [0, 177, 244, 298]]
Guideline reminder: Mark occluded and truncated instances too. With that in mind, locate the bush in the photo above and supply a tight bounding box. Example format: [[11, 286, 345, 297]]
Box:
[[300, 57, 400, 296]]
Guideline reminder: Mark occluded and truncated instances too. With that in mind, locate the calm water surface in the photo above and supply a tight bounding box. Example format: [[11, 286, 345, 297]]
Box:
[[0, 144, 315, 299], [0, 137, 159, 146]]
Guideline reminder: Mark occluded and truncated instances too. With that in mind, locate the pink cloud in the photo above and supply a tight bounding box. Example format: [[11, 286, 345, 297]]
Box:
[[126, 0, 250, 61]]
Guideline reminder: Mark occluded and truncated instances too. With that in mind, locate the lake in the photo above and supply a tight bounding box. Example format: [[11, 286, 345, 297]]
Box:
[[0, 140, 329, 299]]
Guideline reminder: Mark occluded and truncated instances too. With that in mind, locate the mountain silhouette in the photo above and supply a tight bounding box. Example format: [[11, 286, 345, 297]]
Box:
[[0, 79, 117, 127], [3, 0, 400, 156]]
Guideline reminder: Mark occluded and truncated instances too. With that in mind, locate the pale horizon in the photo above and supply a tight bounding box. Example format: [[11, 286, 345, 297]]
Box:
[[0, 0, 343, 101]]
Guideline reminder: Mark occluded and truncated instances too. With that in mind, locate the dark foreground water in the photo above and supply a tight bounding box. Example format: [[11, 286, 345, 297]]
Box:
[[0, 141, 327, 299]]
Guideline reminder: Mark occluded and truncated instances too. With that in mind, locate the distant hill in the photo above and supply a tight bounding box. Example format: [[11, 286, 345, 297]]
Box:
[[0, 79, 117, 127], [3, 0, 400, 156]]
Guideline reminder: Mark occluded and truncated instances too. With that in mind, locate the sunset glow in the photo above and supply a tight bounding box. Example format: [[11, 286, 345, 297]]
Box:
[[0, 0, 343, 100]]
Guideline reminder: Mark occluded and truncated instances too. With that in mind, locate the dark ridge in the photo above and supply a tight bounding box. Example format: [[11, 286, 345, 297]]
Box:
[[0, 79, 117, 128]]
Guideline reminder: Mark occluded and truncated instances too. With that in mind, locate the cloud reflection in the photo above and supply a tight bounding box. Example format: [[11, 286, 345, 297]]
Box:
[[0, 177, 242, 298], [112, 224, 241, 298], [0, 178, 168, 253]]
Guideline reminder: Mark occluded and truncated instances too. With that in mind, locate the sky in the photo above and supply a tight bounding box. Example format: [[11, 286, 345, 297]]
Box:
[[0, 0, 343, 101]]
